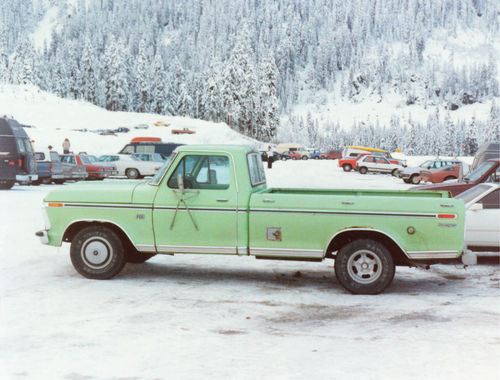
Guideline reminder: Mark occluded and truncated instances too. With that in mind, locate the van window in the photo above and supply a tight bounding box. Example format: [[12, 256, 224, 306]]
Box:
[[136, 144, 155, 153], [0, 137, 15, 154], [16, 138, 26, 153], [121, 145, 135, 154]]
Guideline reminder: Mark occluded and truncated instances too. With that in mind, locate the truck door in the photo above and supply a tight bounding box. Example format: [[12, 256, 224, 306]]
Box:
[[152, 153, 238, 254]]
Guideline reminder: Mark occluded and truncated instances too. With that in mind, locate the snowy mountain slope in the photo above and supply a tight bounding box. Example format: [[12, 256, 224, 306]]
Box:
[[0, 85, 259, 155]]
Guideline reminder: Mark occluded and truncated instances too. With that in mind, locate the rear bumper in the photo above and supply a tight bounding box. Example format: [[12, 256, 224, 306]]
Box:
[[35, 230, 49, 245], [17, 174, 38, 182]]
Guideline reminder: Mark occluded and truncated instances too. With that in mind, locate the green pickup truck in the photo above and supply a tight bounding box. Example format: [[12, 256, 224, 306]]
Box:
[[37, 145, 475, 294]]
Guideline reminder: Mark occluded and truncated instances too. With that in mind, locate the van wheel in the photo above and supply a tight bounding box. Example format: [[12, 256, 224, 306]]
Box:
[[126, 168, 140, 179], [0, 180, 15, 190], [359, 166, 368, 174], [70, 226, 126, 279], [335, 239, 395, 294], [410, 174, 420, 184], [342, 164, 352, 172]]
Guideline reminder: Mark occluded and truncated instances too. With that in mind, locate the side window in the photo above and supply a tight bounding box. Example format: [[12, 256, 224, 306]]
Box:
[[35, 152, 45, 160], [479, 189, 499, 209], [248, 152, 266, 186], [16, 138, 26, 153], [122, 145, 135, 154], [136, 145, 155, 153], [168, 155, 230, 190]]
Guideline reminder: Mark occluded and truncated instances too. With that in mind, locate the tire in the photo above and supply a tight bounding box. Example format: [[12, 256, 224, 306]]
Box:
[[54, 179, 65, 184], [410, 174, 420, 185], [342, 164, 352, 172], [403, 179, 411, 184], [292, 157, 297, 160], [314, 156, 319, 160], [334, 239, 395, 294], [0, 180, 15, 190], [126, 168, 140, 179], [125, 247, 156, 263], [281, 156, 287, 161], [301, 156, 308, 160], [70, 226, 126, 279], [391, 169, 398, 176], [359, 166, 368, 174], [444, 176, 456, 181], [32, 179, 41, 186]]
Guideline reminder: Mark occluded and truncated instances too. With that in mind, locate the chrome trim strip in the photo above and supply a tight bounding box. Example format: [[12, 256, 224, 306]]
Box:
[[251, 208, 439, 218], [407, 251, 459, 259], [136, 244, 156, 252], [156, 245, 237, 254], [154, 206, 237, 212], [237, 246, 248, 255], [63, 203, 152, 210], [250, 247, 323, 258]]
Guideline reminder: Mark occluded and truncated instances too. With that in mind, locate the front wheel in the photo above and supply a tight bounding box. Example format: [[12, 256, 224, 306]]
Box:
[[359, 166, 368, 174], [342, 164, 352, 172], [410, 174, 420, 185], [70, 226, 126, 279], [301, 156, 308, 160], [334, 239, 395, 294], [391, 169, 398, 176]]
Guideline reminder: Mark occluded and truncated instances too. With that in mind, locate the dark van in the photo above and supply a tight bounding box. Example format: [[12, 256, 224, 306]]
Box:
[[119, 141, 183, 158], [0, 118, 38, 189]]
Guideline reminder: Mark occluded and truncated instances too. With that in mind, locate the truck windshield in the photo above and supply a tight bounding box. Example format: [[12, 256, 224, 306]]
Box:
[[150, 153, 176, 185], [463, 161, 495, 183]]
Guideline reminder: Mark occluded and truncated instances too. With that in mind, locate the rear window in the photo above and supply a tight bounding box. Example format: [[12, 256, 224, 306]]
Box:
[[35, 152, 45, 160], [0, 136, 15, 155], [247, 153, 266, 186]]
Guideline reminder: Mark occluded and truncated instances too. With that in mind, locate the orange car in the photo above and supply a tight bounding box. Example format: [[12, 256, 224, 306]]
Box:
[[419, 165, 462, 183], [153, 121, 170, 126]]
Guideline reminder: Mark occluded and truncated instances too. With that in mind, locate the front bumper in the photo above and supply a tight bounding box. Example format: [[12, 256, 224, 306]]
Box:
[[35, 230, 49, 245]]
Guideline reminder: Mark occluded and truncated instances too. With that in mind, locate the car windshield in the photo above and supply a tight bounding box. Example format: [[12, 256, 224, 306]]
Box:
[[455, 184, 492, 204], [85, 155, 98, 163], [464, 161, 496, 183], [419, 160, 432, 168], [150, 153, 176, 185]]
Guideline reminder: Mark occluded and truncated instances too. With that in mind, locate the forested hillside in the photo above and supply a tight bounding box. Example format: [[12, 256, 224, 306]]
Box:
[[0, 0, 499, 153]]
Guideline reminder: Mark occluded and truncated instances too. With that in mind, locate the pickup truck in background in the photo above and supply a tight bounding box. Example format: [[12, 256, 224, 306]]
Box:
[[37, 145, 474, 294], [34, 151, 65, 184]]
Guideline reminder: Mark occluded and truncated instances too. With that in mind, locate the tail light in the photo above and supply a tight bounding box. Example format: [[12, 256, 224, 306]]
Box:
[[8, 161, 15, 165], [50, 163, 53, 171], [18, 159, 22, 167]]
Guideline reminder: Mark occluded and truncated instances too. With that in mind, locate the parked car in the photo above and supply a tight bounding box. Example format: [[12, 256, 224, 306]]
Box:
[[171, 128, 196, 135], [320, 149, 342, 160], [58, 155, 88, 182], [307, 149, 321, 159], [37, 145, 474, 294], [119, 139, 182, 157], [339, 146, 406, 171], [98, 154, 162, 179], [338, 153, 370, 172], [134, 124, 149, 130], [82, 155, 118, 176], [113, 127, 130, 133], [0, 117, 38, 189], [355, 155, 404, 175], [281, 151, 301, 160], [61, 154, 101, 180], [470, 142, 499, 171], [131, 153, 167, 162], [397, 159, 464, 184], [419, 165, 462, 184], [34, 151, 65, 185], [153, 121, 170, 126], [456, 183, 499, 253], [414, 159, 500, 196]]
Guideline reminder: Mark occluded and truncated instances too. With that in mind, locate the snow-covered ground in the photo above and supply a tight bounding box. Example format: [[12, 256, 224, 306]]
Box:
[[1, 161, 499, 380]]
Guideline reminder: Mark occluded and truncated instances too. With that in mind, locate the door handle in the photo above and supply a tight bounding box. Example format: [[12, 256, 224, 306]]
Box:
[[263, 199, 275, 203], [216, 198, 229, 202], [342, 201, 354, 205]]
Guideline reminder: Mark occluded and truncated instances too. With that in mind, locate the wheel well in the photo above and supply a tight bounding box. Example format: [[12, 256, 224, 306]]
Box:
[[62, 221, 137, 252], [325, 230, 410, 266]]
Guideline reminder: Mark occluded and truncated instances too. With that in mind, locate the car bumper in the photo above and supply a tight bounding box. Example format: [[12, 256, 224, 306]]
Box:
[[16, 174, 38, 182], [35, 230, 49, 245]]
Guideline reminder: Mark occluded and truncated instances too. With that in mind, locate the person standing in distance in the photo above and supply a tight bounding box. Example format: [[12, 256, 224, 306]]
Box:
[[62, 138, 70, 154], [267, 146, 274, 169]]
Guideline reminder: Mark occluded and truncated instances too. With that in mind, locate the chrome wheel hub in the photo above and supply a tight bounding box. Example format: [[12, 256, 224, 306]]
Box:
[[347, 249, 383, 284], [81, 237, 113, 269]]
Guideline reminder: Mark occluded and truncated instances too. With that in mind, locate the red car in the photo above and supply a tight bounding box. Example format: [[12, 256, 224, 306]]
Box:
[[61, 154, 108, 180], [419, 165, 461, 183], [415, 159, 500, 196], [281, 151, 302, 160], [338, 153, 371, 171], [320, 150, 342, 160]]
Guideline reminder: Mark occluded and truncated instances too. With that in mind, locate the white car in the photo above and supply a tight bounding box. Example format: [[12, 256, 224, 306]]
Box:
[[98, 154, 162, 179], [456, 183, 500, 254], [355, 155, 403, 175]]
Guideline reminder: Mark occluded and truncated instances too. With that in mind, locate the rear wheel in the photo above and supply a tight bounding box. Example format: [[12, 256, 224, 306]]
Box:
[[126, 168, 140, 179], [403, 179, 411, 184], [359, 166, 368, 174], [410, 174, 420, 184], [302, 156, 308, 160], [342, 164, 352, 172], [334, 239, 395, 294], [70, 226, 126, 279], [0, 180, 15, 190]]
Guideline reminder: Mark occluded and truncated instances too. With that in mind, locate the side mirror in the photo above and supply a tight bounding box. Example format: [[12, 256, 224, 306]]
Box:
[[177, 174, 184, 194], [469, 203, 483, 211]]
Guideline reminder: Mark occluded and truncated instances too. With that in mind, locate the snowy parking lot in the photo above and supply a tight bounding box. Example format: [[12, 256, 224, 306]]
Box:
[[1, 160, 499, 380]]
